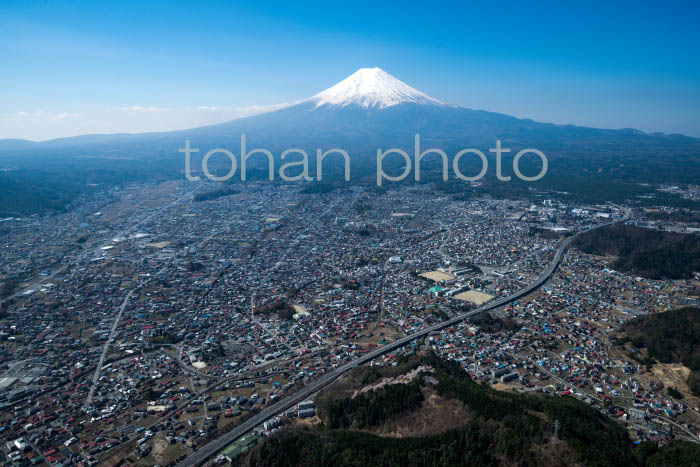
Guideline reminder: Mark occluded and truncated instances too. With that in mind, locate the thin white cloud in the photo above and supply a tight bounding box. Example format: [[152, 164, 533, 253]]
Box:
[[0, 101, 298, 141], [55, 113, 83, 120], [120, 105, 169, 112], [16, 110, 48, 118], [240, 102, 298, 112]]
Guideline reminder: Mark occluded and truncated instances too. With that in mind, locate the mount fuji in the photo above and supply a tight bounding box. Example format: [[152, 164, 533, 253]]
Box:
[[2, 67, 699, 217], [1, 67, 698, 166], [307, 67, 446, 109]]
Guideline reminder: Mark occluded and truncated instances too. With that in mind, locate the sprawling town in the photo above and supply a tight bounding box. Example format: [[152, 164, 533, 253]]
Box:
[[1, 180, 699, 466]]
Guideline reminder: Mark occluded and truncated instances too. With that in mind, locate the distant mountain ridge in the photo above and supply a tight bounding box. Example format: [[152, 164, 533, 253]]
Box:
[[1, 67, 699, 219], [1, 67, 698, 154]]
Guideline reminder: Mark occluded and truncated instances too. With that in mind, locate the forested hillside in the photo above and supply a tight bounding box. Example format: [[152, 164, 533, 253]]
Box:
[[618, 307, 700, 395], [574, 225, 700, 279], [245, 355, 700, 467]]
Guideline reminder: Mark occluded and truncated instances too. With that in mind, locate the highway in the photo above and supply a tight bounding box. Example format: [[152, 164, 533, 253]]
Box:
[[177, 211, 629, 467]]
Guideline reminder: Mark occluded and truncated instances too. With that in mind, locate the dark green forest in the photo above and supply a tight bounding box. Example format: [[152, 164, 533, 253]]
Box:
[[193, 186, 239, 202], [0, 157, 179, 216], [325, 382, 424, 429], [246, 355, 700, 467], [574, 225, 700, 279], [0, 170, 82, 217]]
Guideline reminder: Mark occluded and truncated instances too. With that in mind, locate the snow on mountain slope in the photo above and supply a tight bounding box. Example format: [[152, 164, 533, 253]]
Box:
[[4, 67, 698, 155], [307, 67, 445, 109]]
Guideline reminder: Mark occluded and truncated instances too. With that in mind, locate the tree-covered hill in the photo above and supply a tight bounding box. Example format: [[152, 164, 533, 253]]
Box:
[[244, 355, 700, 467], [618, 307, 700, 395], [574, 225, 700, 279]]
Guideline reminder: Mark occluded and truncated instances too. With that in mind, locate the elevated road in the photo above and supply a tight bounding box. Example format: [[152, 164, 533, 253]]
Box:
[[177, 211, 629, 467]]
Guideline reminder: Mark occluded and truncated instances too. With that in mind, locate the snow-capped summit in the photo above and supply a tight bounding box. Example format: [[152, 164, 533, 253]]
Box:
[[308, 67, 445, 109]]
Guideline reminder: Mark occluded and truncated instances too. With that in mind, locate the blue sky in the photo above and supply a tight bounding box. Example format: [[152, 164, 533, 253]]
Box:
[[1, 0, 699, 140]]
